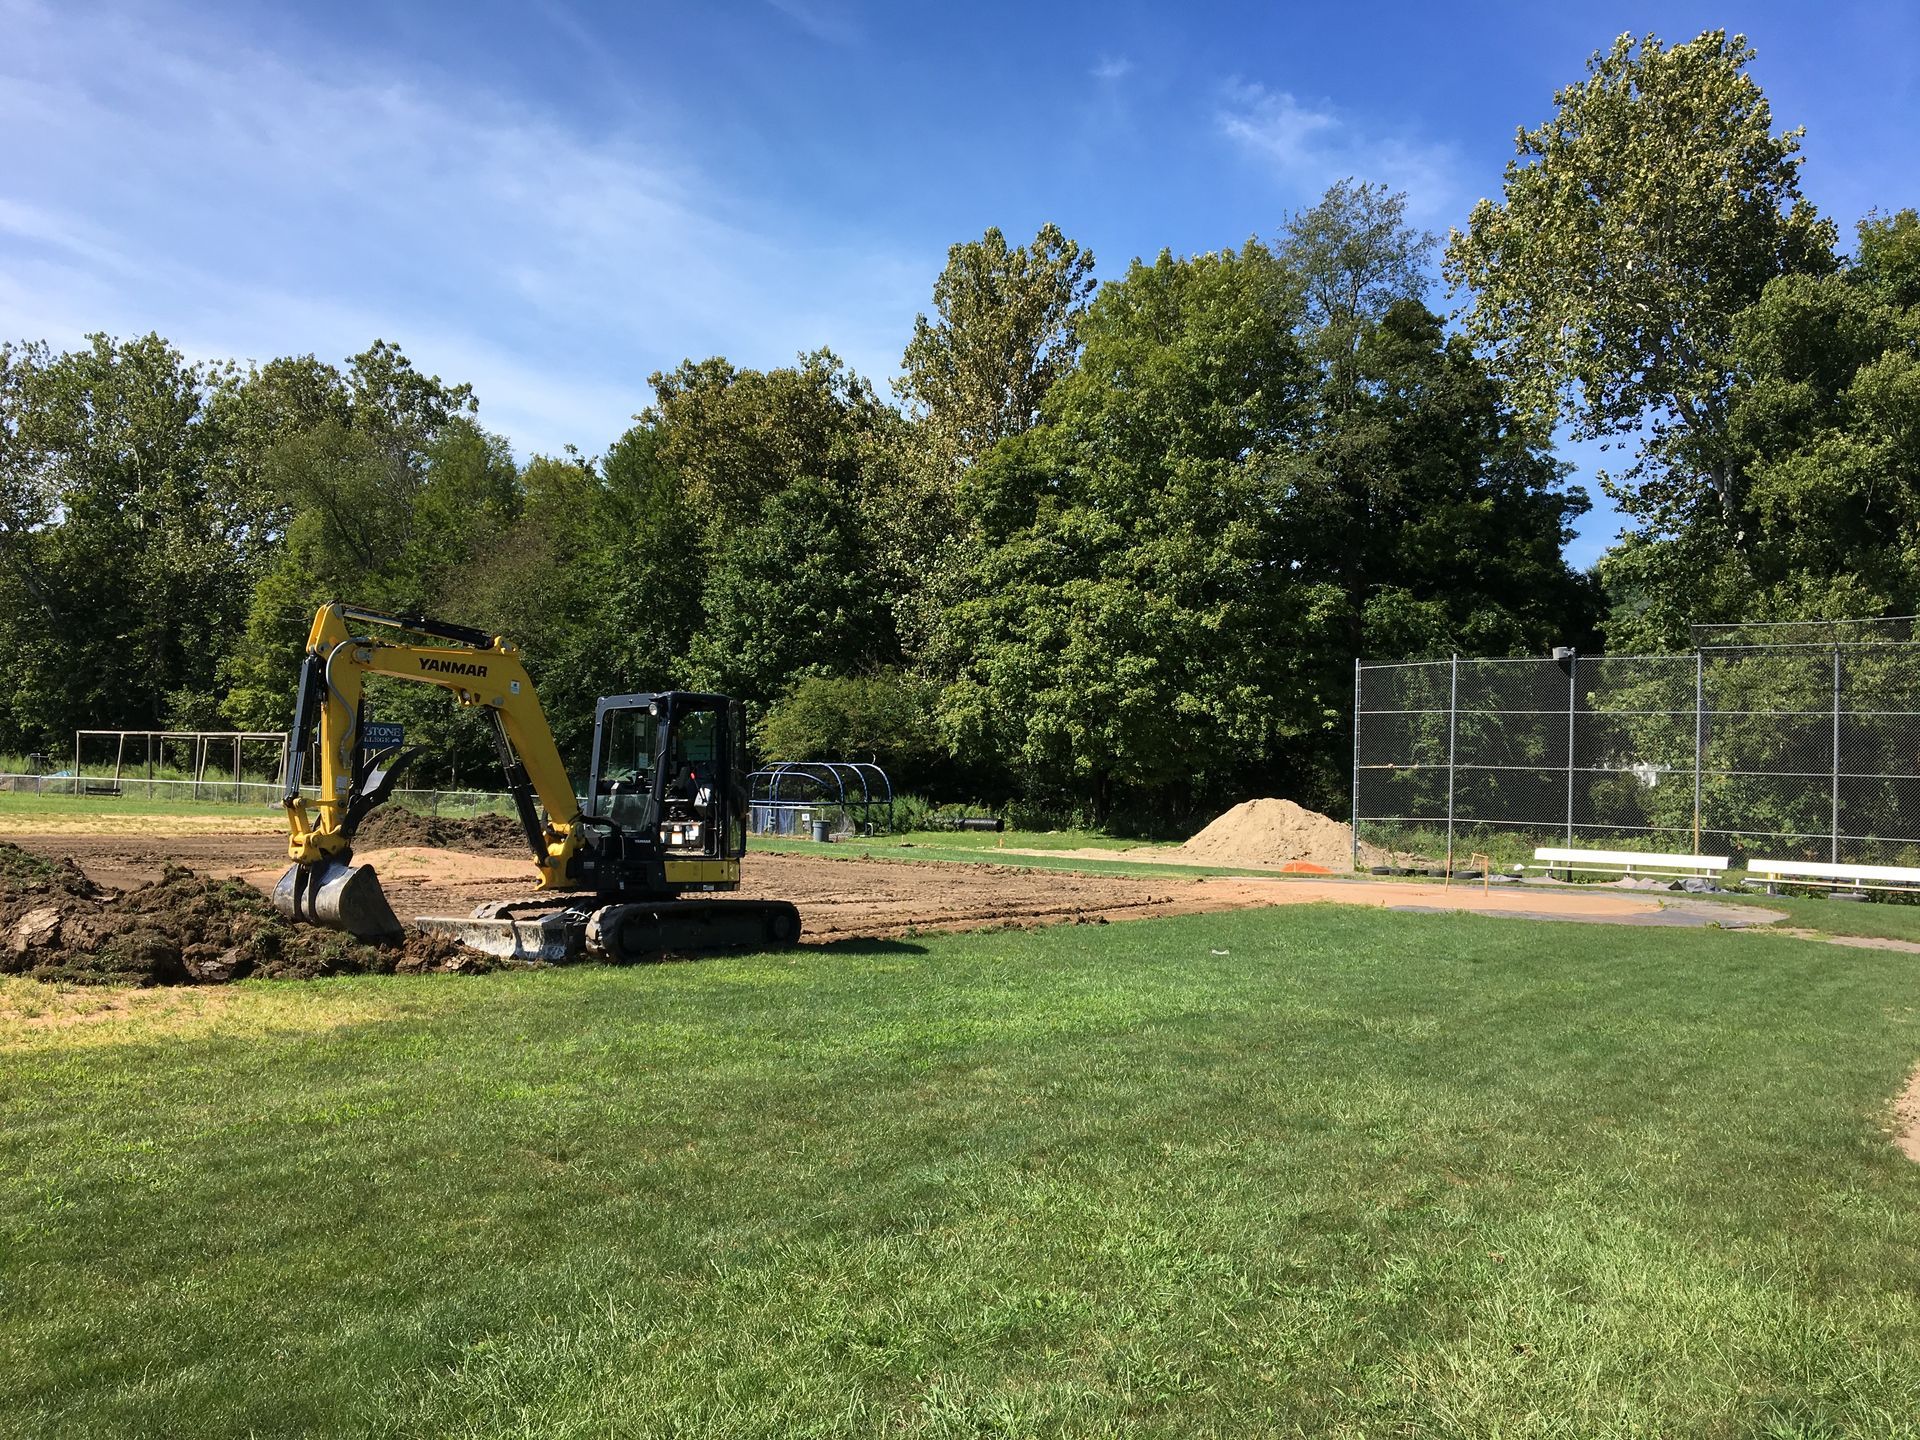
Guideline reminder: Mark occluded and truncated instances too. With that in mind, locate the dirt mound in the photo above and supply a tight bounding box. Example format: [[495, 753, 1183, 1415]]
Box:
[[1179, 798, 1392, 872], [0, 841, 481, 985], [354, 808, 527, 854]]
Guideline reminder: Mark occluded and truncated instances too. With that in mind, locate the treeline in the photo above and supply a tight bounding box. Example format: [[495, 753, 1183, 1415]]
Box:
[[3, 30, 1915, 830]]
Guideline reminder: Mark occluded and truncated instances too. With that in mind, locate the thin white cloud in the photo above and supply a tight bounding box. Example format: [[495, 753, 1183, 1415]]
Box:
[[765, 0, 862, 46], [0, 0, 917, 458], [1092, 55, 1134, 83], [1216, 81, 1458, 219]]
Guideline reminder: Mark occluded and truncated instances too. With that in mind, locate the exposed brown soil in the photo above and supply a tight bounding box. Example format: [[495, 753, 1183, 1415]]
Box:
[[0, 840, 482, 985], [1897, 1065, 1920, 1164], [0, 820, 1783, 990], [222, 846, 1283, 945], [1179, 797, 1397, 871], [353, 808, 528, 854]]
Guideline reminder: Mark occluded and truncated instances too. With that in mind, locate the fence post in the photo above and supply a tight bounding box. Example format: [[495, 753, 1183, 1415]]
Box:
[[1351, 658, 1362, 871], [1565, 652, 1577, 845], [1446, 654, 1459, 880], [1694, 650, 1704, 855], [1832, 646, 1842, 863]]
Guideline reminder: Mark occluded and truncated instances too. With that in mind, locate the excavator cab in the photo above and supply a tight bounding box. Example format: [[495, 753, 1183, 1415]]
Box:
[[582, 692, 746, 881]]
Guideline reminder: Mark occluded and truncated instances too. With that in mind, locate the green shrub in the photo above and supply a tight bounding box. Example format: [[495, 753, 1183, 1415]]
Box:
[[757, 671, 943, 777]]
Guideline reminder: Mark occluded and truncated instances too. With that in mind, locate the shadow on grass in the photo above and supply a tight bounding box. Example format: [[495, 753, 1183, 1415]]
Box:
[[808, 937, 931, 958]]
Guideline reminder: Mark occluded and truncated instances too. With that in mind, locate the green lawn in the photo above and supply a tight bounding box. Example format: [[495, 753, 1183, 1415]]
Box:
[[1711, 887, 1920, 944], [753, 830, 1275, 881], [5, 908, 1920, 1436], [0, 790, 276, 820], [889, 827, 1147, 852]]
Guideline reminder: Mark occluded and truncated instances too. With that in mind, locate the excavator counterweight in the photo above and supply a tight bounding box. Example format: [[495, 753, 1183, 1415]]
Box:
[[274, 603, 800, 959]]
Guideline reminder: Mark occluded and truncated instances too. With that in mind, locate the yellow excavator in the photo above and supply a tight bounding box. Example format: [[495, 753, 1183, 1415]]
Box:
[[274, 602, 801, 961]]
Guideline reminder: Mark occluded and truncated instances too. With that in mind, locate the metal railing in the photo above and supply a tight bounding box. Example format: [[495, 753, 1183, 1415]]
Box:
[[1354, 640, 1920, 871]]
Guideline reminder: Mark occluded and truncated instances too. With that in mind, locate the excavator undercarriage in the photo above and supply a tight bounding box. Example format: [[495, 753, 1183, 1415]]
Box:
[[273, 603, 800, 961]]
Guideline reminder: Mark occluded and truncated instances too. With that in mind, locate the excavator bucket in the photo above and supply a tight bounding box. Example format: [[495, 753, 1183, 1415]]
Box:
[[273, 859, 405, 940]]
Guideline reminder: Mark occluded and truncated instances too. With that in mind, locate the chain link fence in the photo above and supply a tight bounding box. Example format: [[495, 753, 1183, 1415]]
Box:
[[1354, 634, 1920, 871]]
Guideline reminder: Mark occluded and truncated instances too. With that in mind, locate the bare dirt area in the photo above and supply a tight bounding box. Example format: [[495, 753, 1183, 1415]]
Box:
[[1898, 1065, 1920, 1164], [14, 833, 1287, 946], [738, 854, 1265, 940], [1000, 799, 1413, 872], [353, 808, 526, 853], [4, 827, 1776, 961]]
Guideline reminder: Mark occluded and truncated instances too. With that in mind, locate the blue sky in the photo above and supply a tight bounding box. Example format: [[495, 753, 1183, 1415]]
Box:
[[2, 1, 1914, 568]]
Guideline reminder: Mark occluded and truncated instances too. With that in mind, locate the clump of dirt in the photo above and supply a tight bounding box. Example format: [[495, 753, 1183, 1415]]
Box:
[[354, 808, 527, 854], [1178, 797, 1394, 872], [0, 844, 103, 902], [0, 840, 486, 986]]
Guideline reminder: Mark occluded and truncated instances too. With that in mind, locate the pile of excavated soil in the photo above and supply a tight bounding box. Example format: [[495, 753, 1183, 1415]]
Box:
[[1179, 798, 1394, 872], [354, 808, 527, 855], [0, 841, 478, 985]]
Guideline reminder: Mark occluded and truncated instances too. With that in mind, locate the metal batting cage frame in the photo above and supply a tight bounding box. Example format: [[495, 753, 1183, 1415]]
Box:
[[1353, 619, 1920, 872], [746, 762, 895, 838]]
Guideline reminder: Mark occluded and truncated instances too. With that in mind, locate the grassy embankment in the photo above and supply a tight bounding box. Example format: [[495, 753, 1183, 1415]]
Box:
[[5, 906, 1920, 1436]]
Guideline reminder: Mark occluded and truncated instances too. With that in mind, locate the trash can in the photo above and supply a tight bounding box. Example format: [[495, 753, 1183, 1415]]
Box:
[[811, 819, 832, 843]]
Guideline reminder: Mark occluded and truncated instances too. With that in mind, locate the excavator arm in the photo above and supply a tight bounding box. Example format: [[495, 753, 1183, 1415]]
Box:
[[277, 603, 585, 935]]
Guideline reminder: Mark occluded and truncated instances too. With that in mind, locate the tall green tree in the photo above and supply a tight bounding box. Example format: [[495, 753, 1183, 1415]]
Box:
[[1280, 180, 1434, 401], [1445, 30, 1836, 521], [644, 349, 894, 545], [944, 233, 1594, 823], [0, 334, 257, 744], [218, 345, 505, 757], [1283, 300, 1594, 660], [890, 224, 1097, 662], [684, 475, 899, 710], [1602, 211, 1920, 649], [896, 223, 1097, 465], [938, 244, 1317, 824], [641, 350, 905, 710]]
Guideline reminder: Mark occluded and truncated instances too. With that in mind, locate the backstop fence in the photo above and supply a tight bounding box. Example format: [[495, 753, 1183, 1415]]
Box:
[[1353, 629, 1920, 871]]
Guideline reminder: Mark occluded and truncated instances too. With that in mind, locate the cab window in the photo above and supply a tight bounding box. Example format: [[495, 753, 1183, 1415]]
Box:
[[599, 707, 655, 830]]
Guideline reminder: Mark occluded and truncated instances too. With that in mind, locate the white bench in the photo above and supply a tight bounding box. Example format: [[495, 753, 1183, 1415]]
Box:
[[1530, 846, 1729, 883], [1745, 859, 1920, 896]]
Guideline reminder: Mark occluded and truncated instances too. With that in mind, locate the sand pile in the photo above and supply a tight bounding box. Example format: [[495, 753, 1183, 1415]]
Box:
[[0, 841, 478, 985], [1178, 798, 1393, 871], [354, 808, 527, 854]]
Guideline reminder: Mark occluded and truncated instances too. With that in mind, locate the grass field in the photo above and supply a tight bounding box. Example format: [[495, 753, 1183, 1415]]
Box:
[[5, 907, 1920, 1436], [755, 831, 1278, 882], [0, 791, 275, 820]]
